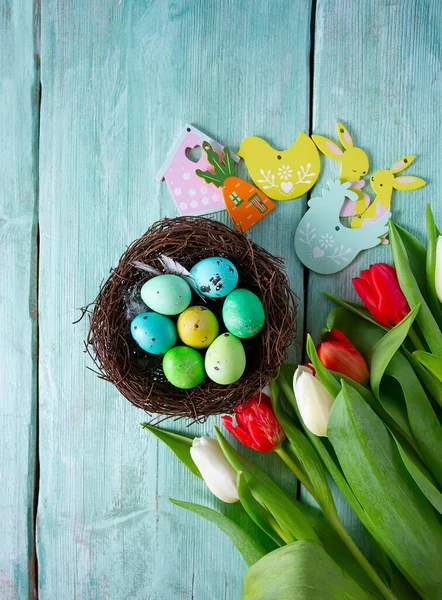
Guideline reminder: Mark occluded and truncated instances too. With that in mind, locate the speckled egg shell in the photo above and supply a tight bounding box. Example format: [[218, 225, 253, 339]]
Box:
[[205, 332, 246, 385], [222, 288, 265, 338], [163, 346, 205, 389], [190, 257, 238, 299], [177, 306, 219, 349], [130, 312, 177, 355], [140, 274, 192, 315]]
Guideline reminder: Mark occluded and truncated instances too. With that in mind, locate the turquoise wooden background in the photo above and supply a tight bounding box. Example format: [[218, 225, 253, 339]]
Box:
[[2, 0, 441, 597]]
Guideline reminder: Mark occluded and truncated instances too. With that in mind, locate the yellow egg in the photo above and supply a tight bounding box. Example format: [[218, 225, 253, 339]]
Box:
[[177, 306, 219, 349]]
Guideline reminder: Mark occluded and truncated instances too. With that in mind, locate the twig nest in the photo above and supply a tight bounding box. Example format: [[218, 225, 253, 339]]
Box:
[[85, 217, 297, 422]]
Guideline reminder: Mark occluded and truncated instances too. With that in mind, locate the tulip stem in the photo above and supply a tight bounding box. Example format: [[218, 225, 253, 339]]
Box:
[[274, 446, 315, 498], [408, 326, 426, 351], [327, 513, 397, 600]]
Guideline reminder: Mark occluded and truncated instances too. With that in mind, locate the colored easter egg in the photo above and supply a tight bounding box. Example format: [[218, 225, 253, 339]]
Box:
[[222, 288, 265, 338], [205, 333, 246, 385], [163, 346, 205, 389], [190, 257, 238, 299], [130, 312, 177, 354], [177, 306, 219, 349], [140, 274, 192, 315]]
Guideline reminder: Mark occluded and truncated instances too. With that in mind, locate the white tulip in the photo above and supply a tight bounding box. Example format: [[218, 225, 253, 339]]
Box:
[[293, 366, 335, 437], [435, 236, 442, 303], [190, 436, 239, 503]]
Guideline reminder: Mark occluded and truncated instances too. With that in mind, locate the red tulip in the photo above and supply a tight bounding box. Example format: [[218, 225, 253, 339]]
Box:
[[221, 392, 285, 452], [352, 263, 410, 327], [317, 328, 369, 384]]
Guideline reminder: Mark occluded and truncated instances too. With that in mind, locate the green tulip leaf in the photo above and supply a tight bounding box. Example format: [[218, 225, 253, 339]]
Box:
[[395, 223, 430, 303], [327, 382, 442, 599], [426, 204, 442, 328], [305, 335, 341, 398], [170, 499, 266, 567], [328, 308, 442, 483], [405, 349, 442, 409], [237, 472, 285, 547], [392, 435, 442, 516], [389, 221, 442, 357], [413, 350, 442, 383], [241, 540, 379, 600], [215, 427, 318, 542], [141, 424, 201, 478], [370, 305, 420, 399]]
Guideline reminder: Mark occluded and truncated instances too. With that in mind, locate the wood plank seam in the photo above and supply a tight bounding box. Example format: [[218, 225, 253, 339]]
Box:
[[30, 0, 41, 598]]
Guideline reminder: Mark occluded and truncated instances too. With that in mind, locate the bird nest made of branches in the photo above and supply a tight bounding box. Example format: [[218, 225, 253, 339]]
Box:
[[84, 216, 297, 422]]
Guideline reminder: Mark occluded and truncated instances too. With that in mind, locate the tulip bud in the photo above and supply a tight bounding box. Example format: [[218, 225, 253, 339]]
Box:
[[317, 328, 369, 384], [293, 366, 334, 437], [436, 236, 442, 303], [190, 436, 239, 503], [221, 391, 285, 452], [352, 263, 409, 327]]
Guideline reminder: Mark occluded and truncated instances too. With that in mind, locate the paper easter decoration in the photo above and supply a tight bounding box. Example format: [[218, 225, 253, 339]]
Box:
[[237, 132, 320, 201], [196, 142, 275, 232], [295, 180, 390, 275], [157, 125, 239, 216], [350, 155, 426, 229], [312, 122, 370, 217]]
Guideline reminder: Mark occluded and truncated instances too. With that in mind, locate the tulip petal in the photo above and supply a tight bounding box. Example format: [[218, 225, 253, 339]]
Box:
[[370, 263, 409, 326], [294, 370, 334, 437], [221, 415, 256, 450], [190, 437, 239, 503], [352, 277, 390, 327]]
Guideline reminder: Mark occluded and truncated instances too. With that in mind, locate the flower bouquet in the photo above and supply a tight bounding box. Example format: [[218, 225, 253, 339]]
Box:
[[144, 205, 442, 600]]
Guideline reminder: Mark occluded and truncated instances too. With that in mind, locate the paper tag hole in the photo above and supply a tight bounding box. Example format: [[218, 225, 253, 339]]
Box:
[[185, 146, 203, 163]]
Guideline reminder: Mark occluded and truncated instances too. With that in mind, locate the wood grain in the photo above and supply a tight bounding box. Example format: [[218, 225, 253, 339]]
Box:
[[305, 0, 442, 548], [37, 1, 312, 598], [0, 0, 39, 597]]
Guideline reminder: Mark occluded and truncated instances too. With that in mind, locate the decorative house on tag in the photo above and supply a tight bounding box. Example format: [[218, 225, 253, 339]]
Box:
[[157, 125, 239, 216], [295, 180, 390, 275], [196, 142, 275, 232]]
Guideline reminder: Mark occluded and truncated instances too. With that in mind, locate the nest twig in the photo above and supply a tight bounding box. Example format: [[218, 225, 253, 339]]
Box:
[[83, 216, 297, 422]]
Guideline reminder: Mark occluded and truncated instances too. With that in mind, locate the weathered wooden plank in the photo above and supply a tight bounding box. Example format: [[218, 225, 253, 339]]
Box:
[[37, 1, 312, 598], [307, 0, 442, 548], [0, 0, 39, 597]]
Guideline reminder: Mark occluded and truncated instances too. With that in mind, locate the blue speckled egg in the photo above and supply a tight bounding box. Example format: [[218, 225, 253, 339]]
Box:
[[140, 274, 192, 315], [130, 312, 177, 354], [190, 257, 238, 299]]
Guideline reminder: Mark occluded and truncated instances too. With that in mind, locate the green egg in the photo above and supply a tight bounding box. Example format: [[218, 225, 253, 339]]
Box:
[[205, 333, 246, 385], [222, 289, 265, 338], [141, 274, 192, 316], [163, 346, 205, 389]]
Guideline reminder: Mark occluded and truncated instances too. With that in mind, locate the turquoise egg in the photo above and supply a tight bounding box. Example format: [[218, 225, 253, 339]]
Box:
[[163, 346, 205, 389], [222, 288, 265, 338], [130, 312, 177, 354], [205, 333, 246, 385], [190, 257, 238, 299], [140, 274, 192, 315]]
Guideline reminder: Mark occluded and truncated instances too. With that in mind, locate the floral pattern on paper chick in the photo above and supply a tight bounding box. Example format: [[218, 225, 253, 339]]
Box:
[[295, 180, 390, 275], [238, 132, 320, 201]]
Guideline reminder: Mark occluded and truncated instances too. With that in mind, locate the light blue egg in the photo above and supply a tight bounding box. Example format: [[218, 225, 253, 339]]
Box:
[[190, 257, 238, 299], [140, 274, 192, 316], [130, 312, 177, 354]]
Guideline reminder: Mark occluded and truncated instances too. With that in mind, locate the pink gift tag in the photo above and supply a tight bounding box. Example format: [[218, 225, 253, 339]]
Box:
[[157, 125, 239, 216]]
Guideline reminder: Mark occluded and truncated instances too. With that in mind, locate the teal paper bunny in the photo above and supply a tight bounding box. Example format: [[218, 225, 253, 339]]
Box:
[[295, 180, 390, 274]]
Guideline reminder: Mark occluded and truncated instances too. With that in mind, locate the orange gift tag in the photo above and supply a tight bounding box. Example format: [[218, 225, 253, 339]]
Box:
[[222, 176, 275, 232]]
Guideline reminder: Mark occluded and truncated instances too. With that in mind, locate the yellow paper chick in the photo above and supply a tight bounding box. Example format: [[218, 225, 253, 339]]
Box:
[[238, 132, 320, 201]]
